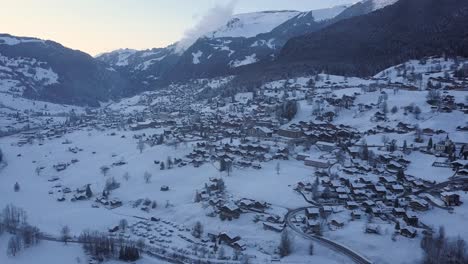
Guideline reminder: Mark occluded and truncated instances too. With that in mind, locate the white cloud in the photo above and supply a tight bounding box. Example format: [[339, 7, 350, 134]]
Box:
[[175, 0, 237, 54]]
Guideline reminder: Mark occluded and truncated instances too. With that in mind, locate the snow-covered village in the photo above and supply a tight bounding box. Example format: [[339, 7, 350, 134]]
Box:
[[1, 1, 468, 264]]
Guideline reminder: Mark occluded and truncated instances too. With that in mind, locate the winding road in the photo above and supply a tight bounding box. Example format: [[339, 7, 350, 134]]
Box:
[[285, 207, 373, 264]]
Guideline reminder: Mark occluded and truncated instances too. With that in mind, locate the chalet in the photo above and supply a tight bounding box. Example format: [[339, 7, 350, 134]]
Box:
[[277, 128, 303, 139], [218, 232, 240, 245], [441, 192, 461, 206], [296, 153, 310, 161], [238, 198, 268, 211], [404, 213, 419, 227], [262, 222, 285, 233], [409, 196, 429, 211], [248, 126, 273, 138], [389, 184, 405, 193], [304, 157, 330, 169], [392, 207, 406, 218], [232, 240, 247, 251], [400, 227, 417, 238], [387, 161, 404, 171], [305, 208, 320, 219], [219, 204, 242, 219], [351, 210, 362, 220], [109, 199, 123, 208], [306, 219, 321, 234], [350, 182, 366, 190], [316, 141, 336, 152], [346, 201, 359, 210], [329, 218, 345, 228], [130, 120, 156, 131], [374, 185, 388, 196], [320, 206, 333, 218], [338, 194, 349, 200], [379, 176, 396, 184], [336, 187, 350, 194], [365, 224, 380, 234]]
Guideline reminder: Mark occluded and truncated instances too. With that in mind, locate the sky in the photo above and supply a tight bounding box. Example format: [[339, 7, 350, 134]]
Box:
[[0, 0, 353, 56]]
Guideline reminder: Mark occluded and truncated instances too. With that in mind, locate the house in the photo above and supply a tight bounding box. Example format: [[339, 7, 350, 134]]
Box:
[[392, 208, 406, 218], [346, 201, 359, 210], [400, 227, 417, 238], [409, 196, 429, 211], [441, 192, 461, 206], [218, 232, 240, 245], [404, 213, 419, 227], [304, 157, 330, 168], [365, 224, 380, 234], [262, 222, 285, 233], [351, 210, 362, 220], [296, 153, 310, 161], [232, 240, 247, 251], [306, 219, 321, 234], [390, 184, 405, 193], [329, 218, 345, 228], [320, 206, 333, 218], [277, 128, 303, 139], [305, 208, 320, 219], [248, 126, 273, 138], [219, 204, 242, 219], [316, 141, 337, 152]]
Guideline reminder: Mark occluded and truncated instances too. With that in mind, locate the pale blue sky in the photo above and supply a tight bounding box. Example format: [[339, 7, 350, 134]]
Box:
[[0, 0, 352, 55]]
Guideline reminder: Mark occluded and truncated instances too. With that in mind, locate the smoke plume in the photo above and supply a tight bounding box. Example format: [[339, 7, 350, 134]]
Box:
[[175, 0, 237, 54]]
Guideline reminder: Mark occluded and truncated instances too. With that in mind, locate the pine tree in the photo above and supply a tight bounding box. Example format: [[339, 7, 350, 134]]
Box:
[[14, 182, 20, 192], [397, 169, 405, 181], [278, 229, 292, 257], [85, 184, 93, 198], [428, 137, 433, 151]]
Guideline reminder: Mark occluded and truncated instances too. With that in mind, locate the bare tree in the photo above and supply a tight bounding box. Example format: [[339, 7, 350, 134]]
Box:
[[276, 162, 281, 175], [7, 235, 21, 256], [100, 166, 110, 177], [192, 221, 203, 238], [123, 172, 130, 181], [137, 139, 145, 154], [61, 225, 71, 244], [278, 228, 292, 257], [143, 171, 152, 184], [119, 219, 128, 231], [309, 242, 314, 255]]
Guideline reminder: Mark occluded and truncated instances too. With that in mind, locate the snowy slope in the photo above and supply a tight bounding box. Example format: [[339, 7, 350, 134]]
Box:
[[0, 35, 44, 46], [208, 5, 349, 39], [208, 11, 300, 39], [97, 48, 138, 67], [370, 0, 400, 11]]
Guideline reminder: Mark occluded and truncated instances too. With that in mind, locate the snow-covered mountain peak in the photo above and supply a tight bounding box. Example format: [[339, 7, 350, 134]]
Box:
[[370, 0, 399, 11], [208, 10, 300, 39], [298, 5, 350, 22], [0, 34, 44, 46]]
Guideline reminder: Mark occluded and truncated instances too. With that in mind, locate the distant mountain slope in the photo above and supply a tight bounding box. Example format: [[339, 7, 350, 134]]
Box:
[[207, 10, 301, 39], [0, 34, 131, 106], [96, 45, 180, 89], [278, 0, 468, 77], [164, 5, 351, 82]]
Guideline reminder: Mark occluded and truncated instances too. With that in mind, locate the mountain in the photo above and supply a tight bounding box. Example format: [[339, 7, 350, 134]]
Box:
[[276, 0, 468, 77], [163, 5, 350, 82], [0, 34, 131, 106], [96, 45, 180, 89], [207, 10, 301, 39]]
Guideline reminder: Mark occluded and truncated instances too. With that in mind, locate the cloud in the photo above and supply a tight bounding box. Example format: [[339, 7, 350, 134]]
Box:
[[175, 0, 237, 54]]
